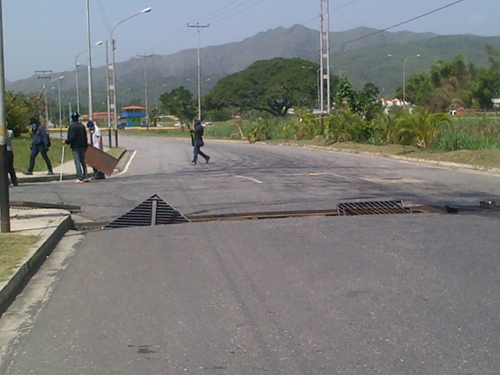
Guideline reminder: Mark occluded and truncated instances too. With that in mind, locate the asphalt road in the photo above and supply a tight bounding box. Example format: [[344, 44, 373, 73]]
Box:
[[2, 136, 500, 374]]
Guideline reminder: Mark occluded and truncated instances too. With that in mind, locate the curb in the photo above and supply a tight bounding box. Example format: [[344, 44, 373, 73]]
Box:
[[268, 142, 500, 177], [0, 214, 73, 316], [18, 174, 79, 184]]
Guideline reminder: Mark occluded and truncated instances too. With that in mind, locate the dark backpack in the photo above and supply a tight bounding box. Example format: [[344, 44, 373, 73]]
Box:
[[46, 131, 51, 148]]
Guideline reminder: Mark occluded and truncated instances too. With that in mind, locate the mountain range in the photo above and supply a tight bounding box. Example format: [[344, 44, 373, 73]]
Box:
[[7, 24, 500, 110]]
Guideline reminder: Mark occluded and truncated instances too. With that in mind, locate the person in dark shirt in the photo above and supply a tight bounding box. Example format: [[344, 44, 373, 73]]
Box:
[[190, 119, 210, 165], [63, 112, 89, 183], [25, 117, 53, 175]]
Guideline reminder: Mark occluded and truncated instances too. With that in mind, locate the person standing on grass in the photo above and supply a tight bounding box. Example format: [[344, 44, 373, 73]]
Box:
[[6, 125, 18, 186], [190, 119, 210, 165], [25, 117, 53, 175], [63, 112, 88, 183], [87, 120, 105, 180]]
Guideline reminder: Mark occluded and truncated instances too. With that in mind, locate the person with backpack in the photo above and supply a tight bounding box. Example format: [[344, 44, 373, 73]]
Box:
[[24, 116, 53, 175], [63, 112, 89, 183], [190, 119, 210, 165]]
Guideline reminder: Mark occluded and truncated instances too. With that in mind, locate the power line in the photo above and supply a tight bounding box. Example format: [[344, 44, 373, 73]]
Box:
[[148, 0, 276, 55], [339, 0, 467, 49], [95, 0, 111, 36], [207, 0, 274, 25]]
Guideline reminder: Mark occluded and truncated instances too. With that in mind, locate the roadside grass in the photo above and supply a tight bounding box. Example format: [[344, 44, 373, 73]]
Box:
[[13, 133, 73, 173], [0, 234, 39, 282], [106, 147, 126, 159]]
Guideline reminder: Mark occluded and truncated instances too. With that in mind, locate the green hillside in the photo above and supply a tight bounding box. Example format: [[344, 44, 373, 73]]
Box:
[[6, 25, 500, 110]]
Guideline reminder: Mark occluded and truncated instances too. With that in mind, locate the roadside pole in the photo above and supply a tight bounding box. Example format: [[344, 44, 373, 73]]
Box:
[[0, 0, 10, 232]]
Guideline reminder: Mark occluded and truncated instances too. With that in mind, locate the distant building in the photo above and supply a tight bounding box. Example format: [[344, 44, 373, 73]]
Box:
[[80, 112, 114, 128], [492, 97, 500, 109], [379, 98, 413, 113], [121, 106, 146, 127]]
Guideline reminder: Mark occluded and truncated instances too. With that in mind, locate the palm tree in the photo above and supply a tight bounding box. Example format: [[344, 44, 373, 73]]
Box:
[[396, 107, 452, 148]]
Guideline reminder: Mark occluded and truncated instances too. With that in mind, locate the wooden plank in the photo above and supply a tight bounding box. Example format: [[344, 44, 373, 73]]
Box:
[[85, 145, 119, 176]]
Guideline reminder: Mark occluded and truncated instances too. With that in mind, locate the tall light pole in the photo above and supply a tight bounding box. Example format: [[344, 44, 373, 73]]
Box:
[[0, 0, 10, 232], [403, 54, 421, 106], [302, 66, 321, 110], [155, 84, 167, 109], [75, 41, 102, 114], [86, 0, 95, 122], [50, 75, 65, 138], [137, 53, 152, 130], [188, 23, 209, 120], [120, 87, 131, 110], [108, 6, 152, 147], [319, 0, 331, 115], [36, 70, 52, 123]]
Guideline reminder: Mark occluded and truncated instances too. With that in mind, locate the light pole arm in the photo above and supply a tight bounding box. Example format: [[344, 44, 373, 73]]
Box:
[[111, 7, 151, 43]]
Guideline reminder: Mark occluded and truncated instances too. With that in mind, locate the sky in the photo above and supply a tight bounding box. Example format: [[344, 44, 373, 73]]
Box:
[[3, 0, 500, 82]]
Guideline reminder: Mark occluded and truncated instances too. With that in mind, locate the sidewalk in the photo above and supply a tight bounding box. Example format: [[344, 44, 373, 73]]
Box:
[[0, 209, 72, 315], [16, 156, 96, 184], [0, 150, 132, 315]]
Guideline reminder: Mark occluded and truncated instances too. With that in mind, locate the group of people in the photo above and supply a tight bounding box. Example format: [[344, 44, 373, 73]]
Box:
[[63, 111, 105, 183], [7, 112, 105, 186], [7, 115, 211, 187]]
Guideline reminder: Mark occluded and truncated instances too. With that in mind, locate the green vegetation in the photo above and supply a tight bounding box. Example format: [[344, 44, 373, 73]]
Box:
[[12, 133, 72, 172], [159, 86, 197, 123], [203, 58, 339, 117], [402, 46, 500, 111], [0, 234, 39, 282]]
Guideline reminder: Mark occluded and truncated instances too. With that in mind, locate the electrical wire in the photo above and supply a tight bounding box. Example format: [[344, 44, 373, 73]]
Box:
[[148, 0, 276, 56], [339, 0, 466, 48], [95, 0, 111, 36]]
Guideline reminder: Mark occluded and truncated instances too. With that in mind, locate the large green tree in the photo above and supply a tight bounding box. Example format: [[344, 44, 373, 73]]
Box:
[[403, 47, 500, 111], [334, 78, 381, 120], [5, 91, 42, 135], [159, 86, 196, 122], [205, 58, 337, 117]]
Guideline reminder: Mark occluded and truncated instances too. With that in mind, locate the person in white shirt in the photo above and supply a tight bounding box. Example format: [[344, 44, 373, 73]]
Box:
[[87, 120, 105, 180], [7, 126, 18, 186]]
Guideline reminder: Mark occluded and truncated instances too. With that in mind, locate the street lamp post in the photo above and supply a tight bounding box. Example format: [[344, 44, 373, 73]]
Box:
[[0, 0, 10, 232], [109, 6, 152, 147], [137, 53, 152, 130], [155, 84, 167, 109], [50, 75, 65, 138], [403, 54, 420, 106], [74, 41, 102, 115], [302, 66, 321, 110], [120, 88, 131, 111], [187, 23, 209, 120]]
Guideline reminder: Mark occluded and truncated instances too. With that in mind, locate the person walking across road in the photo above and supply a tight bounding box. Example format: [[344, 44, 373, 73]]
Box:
[[190, 119, 210, 165], [63, 112, 88, 183], [6, 125, 18, 186], [25, 117, 53, 175], [87, 120, 105, 180]]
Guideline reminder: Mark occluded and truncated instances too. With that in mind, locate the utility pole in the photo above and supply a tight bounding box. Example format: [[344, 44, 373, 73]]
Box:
[[187, 23, 209, 120], [137, 54, 153, 131], [0, 0, 9, 232], [319, 0, 331, 115], [106, 40, 112, 147], [36, 70, 52, 123]]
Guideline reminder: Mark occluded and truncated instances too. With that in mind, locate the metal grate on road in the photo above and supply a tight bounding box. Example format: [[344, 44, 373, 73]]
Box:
[[337, 200, 410, 216], [104, 194, 190, 229]]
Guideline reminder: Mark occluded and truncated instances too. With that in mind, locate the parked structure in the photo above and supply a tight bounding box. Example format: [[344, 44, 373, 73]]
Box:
[[120, 106, 146, 128]]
